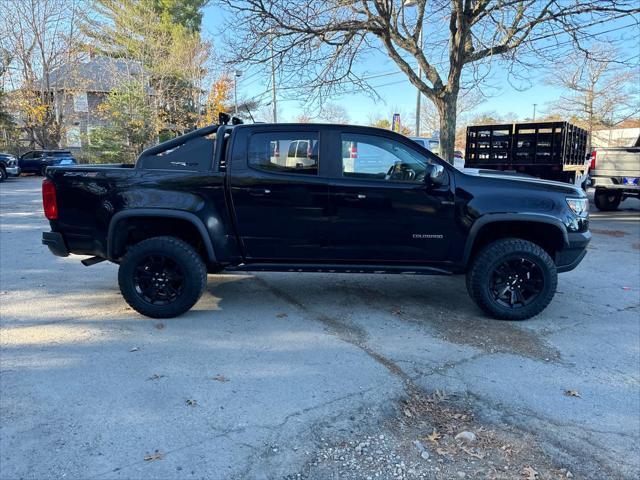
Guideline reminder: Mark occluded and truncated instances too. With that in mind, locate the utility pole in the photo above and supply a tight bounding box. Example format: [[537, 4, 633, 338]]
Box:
[[270, 31, 278, 123], [404, 0, 422, 136], [234, 70, 242, 115], [532, 103, 537, 121]]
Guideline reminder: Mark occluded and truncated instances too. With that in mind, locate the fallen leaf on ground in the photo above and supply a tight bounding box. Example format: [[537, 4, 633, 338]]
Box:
[[461, 446, 484, 459], [564, 390, 581, 398], [155, 323, 165, 330], [144, 450, 164, 461], [426, 429, 442, 444], [146, 374, 165, 381], [276, 313, 288, 318], [186, 399, 197, 406], [403, 408, 413, 418], [129, 347, 140, 352], [211, 374, 229, 382], [522, 466, 539, 479]]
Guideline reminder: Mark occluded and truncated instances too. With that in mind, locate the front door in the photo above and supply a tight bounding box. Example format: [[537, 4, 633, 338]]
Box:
[[327, 131, 457, 264], [229, 129, 330, 261], [20, 151, 43, 173]]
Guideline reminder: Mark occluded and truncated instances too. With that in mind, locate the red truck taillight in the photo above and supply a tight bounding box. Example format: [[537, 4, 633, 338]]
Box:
[[42, 179, 58, 220], [590, 150, 597, 170], [349, 142, 358, 158]]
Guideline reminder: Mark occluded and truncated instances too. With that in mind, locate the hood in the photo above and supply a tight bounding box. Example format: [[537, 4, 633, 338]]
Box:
[[460, 168, 585, 197]]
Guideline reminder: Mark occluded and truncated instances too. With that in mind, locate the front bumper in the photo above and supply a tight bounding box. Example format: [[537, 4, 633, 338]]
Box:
[[42, 231, 69, 257], [6, 165, 21, 176], [556, 231, 591, 273]]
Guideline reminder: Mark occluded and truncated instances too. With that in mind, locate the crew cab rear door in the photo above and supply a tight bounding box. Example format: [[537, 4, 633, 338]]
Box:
[[228, 126, 330, 261], [326, 128, 457, 263]]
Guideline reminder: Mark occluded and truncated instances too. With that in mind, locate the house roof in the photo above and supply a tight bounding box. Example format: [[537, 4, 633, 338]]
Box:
[[49, 57, 150, 93]]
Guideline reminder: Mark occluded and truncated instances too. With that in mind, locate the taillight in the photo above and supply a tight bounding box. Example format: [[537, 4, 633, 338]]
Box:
[[349, 142, 358, 159], [42, 179, 58, 220], [590, 150, 597, 170]]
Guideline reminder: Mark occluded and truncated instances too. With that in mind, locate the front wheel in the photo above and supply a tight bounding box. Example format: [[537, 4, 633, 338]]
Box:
[[0, 167, 6, 182], [466, 238, 557, 321], [118, 236, 207, 318]]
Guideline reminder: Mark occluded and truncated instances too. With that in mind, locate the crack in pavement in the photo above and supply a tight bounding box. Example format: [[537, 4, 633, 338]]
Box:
[[88, 383, 383, 479], [253, 277, 415, 391]]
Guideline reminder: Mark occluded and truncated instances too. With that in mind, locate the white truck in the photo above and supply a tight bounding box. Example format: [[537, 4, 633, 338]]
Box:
[[590, 136, 640, 211]]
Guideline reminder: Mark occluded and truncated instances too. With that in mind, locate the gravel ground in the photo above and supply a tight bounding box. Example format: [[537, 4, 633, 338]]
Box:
[[1, 176, 639, 480]]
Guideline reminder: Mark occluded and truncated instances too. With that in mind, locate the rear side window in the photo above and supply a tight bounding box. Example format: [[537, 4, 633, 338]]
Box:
[[249, 132, 319, 175]]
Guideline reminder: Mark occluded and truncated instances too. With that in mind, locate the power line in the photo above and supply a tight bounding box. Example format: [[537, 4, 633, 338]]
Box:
[[271, 20, 638, 94]]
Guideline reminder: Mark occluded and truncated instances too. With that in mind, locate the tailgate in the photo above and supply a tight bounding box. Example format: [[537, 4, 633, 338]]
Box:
[[593, 148, 640, 177]]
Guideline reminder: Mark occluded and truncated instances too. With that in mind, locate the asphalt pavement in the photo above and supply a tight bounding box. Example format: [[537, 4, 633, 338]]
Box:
[[1, 176, 638, 480]]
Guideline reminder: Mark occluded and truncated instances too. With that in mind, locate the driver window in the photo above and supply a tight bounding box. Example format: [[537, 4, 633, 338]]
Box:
[[341, 134, 428, 182]]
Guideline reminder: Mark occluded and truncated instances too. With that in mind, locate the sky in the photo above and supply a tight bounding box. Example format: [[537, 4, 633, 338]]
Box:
[[201, 5, 639, 128]]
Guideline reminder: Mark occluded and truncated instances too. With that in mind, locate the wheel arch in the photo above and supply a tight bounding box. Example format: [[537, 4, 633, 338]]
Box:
[[107, 209, 217, 264], [462, 214, 568, 268]]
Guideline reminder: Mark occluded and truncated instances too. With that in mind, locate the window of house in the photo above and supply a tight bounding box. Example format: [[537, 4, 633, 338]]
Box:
[[73, 92, 88, 113], [341, 134, 428, 182], [249, 132, 319, 175]]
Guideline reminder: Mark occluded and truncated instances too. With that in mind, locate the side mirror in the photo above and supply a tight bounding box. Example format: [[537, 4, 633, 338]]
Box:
[[425, 163, 446, 187]]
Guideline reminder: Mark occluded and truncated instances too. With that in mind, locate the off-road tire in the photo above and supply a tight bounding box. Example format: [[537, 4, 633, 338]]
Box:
[[467, 238, 557, 321], [594, 188, 621, 211], [0, 167, 6, 182], [118, 236, 207, 318]]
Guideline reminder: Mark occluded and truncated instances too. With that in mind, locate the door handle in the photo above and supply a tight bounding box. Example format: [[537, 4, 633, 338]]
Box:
[[344, 193, 366, 201], [248, 188, 271, 197]]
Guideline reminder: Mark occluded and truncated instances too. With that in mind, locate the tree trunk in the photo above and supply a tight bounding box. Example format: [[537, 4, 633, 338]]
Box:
[[434, 94, 457, 164]]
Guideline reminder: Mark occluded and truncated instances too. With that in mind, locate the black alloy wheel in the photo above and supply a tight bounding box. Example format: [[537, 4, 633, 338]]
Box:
[[466, 238, 557, 321], [490, 258, 544, 309], [118, 236, 207, 318], [133, 254, 185, 305]]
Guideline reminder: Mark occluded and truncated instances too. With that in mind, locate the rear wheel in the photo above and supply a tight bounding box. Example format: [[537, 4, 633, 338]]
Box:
[[118, 236, 207, 318], [594, 188, 621, 211], [467, 238, 557, 321]]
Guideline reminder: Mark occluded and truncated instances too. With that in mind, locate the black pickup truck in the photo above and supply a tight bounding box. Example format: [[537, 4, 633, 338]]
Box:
[[42, 115, 591, 320]]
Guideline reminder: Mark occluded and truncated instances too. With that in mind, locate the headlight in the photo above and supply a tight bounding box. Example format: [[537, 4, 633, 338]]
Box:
[[566, 197, 589, 216]]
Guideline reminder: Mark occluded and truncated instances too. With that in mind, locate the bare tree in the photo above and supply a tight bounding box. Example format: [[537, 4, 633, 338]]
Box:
[[419, 88, 484, 137], [545, 44, 640, 150], [318, 102, 350, 123], [0, 0, 83, 148], [217, 0, 639, 162]]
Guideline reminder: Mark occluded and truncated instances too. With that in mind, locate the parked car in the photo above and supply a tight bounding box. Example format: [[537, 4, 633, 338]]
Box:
[[409, 137, 465, 169], [409, 136, 440, 153], [19, 150, 77, 176], [589, 136, 640, 211], [465, 122, 590, 187], [0, 153, 21, 181], [42, 115, 590, 321]]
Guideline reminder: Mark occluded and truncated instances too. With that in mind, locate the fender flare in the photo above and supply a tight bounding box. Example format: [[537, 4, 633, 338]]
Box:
[[461, 213, 569, 266], [107, 208, 217, 263]]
